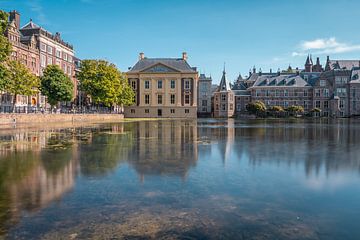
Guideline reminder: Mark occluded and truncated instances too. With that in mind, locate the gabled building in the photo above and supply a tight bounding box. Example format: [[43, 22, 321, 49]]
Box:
[[2, 10, 77, 112], [213, 68, 235, 117], [125, 52, 198, 118], [232, 73, 251, 114]]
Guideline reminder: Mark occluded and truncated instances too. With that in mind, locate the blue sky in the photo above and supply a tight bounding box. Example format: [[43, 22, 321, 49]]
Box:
[[1, 0, 360, 83]]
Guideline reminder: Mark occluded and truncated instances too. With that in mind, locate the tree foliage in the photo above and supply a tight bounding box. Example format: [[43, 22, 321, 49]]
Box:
[[0, 10, 11, 63], [285, 105, 304, 115], [40, 65, 74, 107], [310, 108, 322, 113], [268, 106, 284, 112], [5, 61, 39, 110], [78, 60, 134, 107], [246, 101, 267, 116]]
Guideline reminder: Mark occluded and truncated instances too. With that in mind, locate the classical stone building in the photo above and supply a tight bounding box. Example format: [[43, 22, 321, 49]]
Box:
[[197, 73, 212, 116], [213, 68, 235, 117], [125, 52, 198, 118], [2, 10, 77, 112]]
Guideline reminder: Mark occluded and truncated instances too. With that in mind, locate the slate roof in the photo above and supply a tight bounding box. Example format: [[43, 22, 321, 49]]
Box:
[[250, 74, 311, 88], [218, 69, 231, 91], [326, 60, 360, 71], [128, 58, 196, 73], [21, 20, 41, 30]]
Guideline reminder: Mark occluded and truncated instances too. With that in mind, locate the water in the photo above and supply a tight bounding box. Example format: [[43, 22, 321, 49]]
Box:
[[0, 119, 360, 240]]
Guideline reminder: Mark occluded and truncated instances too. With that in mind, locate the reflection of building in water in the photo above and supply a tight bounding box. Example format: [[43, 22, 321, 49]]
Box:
[[231, 120, 360, 176], [128, 121, 198, 180], [197, 119, 235, 164], [0, 129, 79, 235]]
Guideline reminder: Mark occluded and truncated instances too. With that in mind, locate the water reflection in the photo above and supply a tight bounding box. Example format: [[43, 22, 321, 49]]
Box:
[[0, 119, 360, 239], [127, 121, 198, 180]]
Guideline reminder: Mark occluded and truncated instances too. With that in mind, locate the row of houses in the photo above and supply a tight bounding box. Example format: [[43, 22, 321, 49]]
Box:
[[2, 10, 79, 112], [125, 54, 360, 118]]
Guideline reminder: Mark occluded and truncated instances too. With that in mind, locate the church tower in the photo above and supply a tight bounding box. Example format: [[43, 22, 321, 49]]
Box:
[[305, 54, 313, 72]]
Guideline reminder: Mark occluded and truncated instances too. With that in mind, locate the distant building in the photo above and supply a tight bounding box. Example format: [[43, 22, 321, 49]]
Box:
[[197, 73, 212, 116], [232, 73, 251, 114], [213, 68, 235, 117], [125, 52, 198, 118]]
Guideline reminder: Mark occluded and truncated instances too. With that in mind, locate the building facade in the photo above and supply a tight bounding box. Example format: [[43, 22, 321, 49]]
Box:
[[2, 10, 77, 112], [125, 52, 198, 118], [213, 68, 235, 117], [197, 73, 212, 116]]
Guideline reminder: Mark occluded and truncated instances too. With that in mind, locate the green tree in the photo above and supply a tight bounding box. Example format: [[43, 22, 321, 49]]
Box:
[[246, 101, 267, 117], [285, 105, 304, 116], [78, 59, 134, 108], [5, 61, 39, 112], [40, 65, 74, 109], [0, 10, 11, 89]]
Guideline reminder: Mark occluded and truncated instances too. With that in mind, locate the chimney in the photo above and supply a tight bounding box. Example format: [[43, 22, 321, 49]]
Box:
[[277, 68, 281, 76], [182, 52, 188, 60], [139, 52, 145, 60], [9, 10, 20, 29]]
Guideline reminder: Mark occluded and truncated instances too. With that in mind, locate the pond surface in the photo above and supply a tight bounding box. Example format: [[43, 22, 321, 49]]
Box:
[[0, 119, 360, 240]]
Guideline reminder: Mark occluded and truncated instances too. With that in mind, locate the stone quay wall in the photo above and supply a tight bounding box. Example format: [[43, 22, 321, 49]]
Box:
[[0, 113, 124, 125]]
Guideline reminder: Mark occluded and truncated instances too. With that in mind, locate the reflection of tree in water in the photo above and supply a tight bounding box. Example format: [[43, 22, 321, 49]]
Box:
[[126, 121, 198, 180], [0, 129, 78, 236], [79, 123, 134, 177]]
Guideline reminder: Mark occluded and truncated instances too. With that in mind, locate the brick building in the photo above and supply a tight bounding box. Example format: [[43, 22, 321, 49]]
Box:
[[2, 10, 77, 112]]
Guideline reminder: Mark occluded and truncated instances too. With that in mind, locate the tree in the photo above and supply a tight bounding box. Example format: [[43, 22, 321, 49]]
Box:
[[40, 65, 73, 109], [5, 61, 39, 112], [78, 59, 134, 108], [0, 10, 11, 62], [268, 105, 284, 117], [285, 105, 304, 116], [246, 101, 267, 117]]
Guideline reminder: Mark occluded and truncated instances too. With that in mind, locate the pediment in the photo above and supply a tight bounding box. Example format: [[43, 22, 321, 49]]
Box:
[[141, 63, 180, 73]]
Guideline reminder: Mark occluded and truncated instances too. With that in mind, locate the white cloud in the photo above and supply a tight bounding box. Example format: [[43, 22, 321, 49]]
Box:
[[293, 37, 360, 57]]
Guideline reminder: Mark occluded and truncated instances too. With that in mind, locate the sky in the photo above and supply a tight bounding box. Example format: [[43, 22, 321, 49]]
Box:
[[1, 0, 360, 83]]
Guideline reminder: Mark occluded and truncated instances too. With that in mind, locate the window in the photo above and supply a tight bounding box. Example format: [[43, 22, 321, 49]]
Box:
[[40, 54, 46, 67], [158, 80, 163, 89], [145, 109, 149, 113], [315, 101, 321, 108], [48, 57, 53, 65], [340, 100, 345, 109], [56, 59, 61, 66], [222, 104, 226, 110], [170, 80, 175, 89], [63, 64, 67, 74], [216, 104, 219, 110], [185, 80, 190, 89], [131, 81, 136, 90], [40, 43, 46, 52], [144, 80, 150, 89], [170, 109, 175, 114], [324, 101, 329, 109], [68, 56, 73, 63], [202, 100, 207, 106], [130, 109, 135, 113], [336, 88, 347, 97], [320, 80, 326, 87], [170, 94, 175, 104], [145, 94, 150, 104], [303, 90, 308, 97], [185, 109, 189, 113], [158, 95, 162, 104], [284, 90, 288, 97], [230, 104, 233, 110], [221, 94, 226, 101], [324, 89, 329, 97], [63, 53, 68, 61], [315, 89, 321, 97], [336, 77, 348, 84], [56, 49, 61, 58], [185, 95, 190, 104], [68, 66, 72, 76], [47, 46, 53, 55]]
